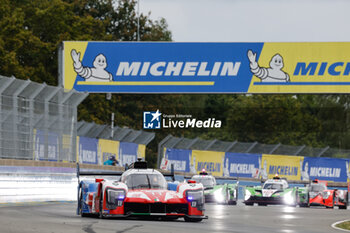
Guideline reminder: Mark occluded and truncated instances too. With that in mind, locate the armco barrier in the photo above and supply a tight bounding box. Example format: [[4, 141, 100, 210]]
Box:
[[0, 173, 77, 203], [0, 160, 124, 203]]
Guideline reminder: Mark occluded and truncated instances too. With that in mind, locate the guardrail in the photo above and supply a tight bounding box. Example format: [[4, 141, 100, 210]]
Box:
[[0, 173, 77, 203]]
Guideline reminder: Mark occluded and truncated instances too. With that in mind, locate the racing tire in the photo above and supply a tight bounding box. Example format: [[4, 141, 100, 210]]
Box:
[[226, 189, 230, 205], [339, 193, 348, 209], [245, 202, 254, 206], [299, 203, 309, 208], [228, 200, 237, 205], [184, 216, 203, 222]]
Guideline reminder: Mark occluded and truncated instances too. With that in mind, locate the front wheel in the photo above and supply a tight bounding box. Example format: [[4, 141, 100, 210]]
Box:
[[79, 192, 88, 217], [184, 216, 203, 222], [245, 202, 254, 206]]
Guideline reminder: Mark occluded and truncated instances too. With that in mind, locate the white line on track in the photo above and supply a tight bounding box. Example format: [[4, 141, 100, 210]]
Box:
[[331, 219, 350, 232]]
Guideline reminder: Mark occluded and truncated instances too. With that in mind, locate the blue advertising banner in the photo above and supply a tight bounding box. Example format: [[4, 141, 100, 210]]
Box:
[[301, 157, 349, 182], [119, 142, 139, 167], [78, 136, 98, 164], [34, 129, 58, 161], [62, 41, 262, 93], [62, 41, 350, 94], [163, 148, 191, 172], [223, 153, 262, 178]]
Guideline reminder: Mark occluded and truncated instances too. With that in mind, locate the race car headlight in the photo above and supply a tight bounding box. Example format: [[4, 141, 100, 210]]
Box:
[[284, 191, 295, 205], [187, 190, 203, 202], [244, 190, 251, 201], [214, 188, 224, 203], [107, 189, 126, 206], [322, 191, 331, 199]]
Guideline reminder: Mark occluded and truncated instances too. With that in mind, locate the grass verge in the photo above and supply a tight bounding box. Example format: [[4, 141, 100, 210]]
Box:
[[336, 221, 350, 230]]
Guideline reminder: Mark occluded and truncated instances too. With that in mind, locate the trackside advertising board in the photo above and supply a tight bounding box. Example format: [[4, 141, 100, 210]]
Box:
[[161, 148, 350, 182], [162, 148, 191, 172], [61, 41, 350, 93], [301, 157, 350, 182], [191, 150, 225, 176], [33, 129, 59, 161], [119, 142, 142, 167], [77, 136, 98, 164], [223, 153, 261, 178]]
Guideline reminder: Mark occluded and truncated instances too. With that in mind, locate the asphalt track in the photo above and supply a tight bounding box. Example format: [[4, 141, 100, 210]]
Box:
[[0, 202, 348, 233]]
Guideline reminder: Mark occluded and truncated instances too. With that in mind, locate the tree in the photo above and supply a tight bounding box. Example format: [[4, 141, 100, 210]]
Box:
[[0, 0, 171, 85]]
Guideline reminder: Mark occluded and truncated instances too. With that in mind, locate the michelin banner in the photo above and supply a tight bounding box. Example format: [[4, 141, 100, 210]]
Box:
[[33, 129, 59, 161], [223, 153, 261, 178], [138, 144, 146, 160], [77, 136, 98, 164], [98, 139, 119, 165], [261, 154, 303, 180], [161, 148, 191, 172], [119, 142, 140, 167], [191, 150, 224, 176], [301, 157, 350, 182], [61, 41, 350, 93]]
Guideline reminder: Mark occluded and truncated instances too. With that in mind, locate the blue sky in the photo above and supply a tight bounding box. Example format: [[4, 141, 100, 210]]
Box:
[[140, 0, 350, 42]]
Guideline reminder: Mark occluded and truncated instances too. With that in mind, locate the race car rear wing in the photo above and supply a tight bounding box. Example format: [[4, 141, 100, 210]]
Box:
[[76, 163, 175, 182], [76, 163, 124, 182]]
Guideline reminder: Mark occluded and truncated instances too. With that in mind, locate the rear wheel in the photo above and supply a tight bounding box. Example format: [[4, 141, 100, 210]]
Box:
[[228, 200, 237, 205], [184, 216, 203, 222], [245, 202, 254, 206]]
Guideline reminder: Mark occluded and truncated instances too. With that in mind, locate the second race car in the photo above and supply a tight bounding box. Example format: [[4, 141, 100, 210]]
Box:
[[191, 170, 238, 205], [297, 179, 348, 209], [244, 175, 298, 206]]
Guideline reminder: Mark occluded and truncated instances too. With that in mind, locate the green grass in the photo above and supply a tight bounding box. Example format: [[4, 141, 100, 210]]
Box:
[[336, 221, 350, 230]]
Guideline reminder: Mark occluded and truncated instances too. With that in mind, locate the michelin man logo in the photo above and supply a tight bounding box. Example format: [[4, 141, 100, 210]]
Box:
[[300, 160, 309, 181], [143, 110, 162, 129], [71, 49, 113, 82], [247, 50, 290, 82]]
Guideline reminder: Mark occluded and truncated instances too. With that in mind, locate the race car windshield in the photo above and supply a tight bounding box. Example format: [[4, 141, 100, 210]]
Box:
[[192, 177, 215, 188], [263, 183, 283, 190], [310, 184, 326, 192], [123, 174, 167, 190]]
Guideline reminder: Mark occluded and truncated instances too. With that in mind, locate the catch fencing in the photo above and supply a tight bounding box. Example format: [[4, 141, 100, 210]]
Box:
[[0, 75, 155, 165], [0, 75, 87, 162]]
